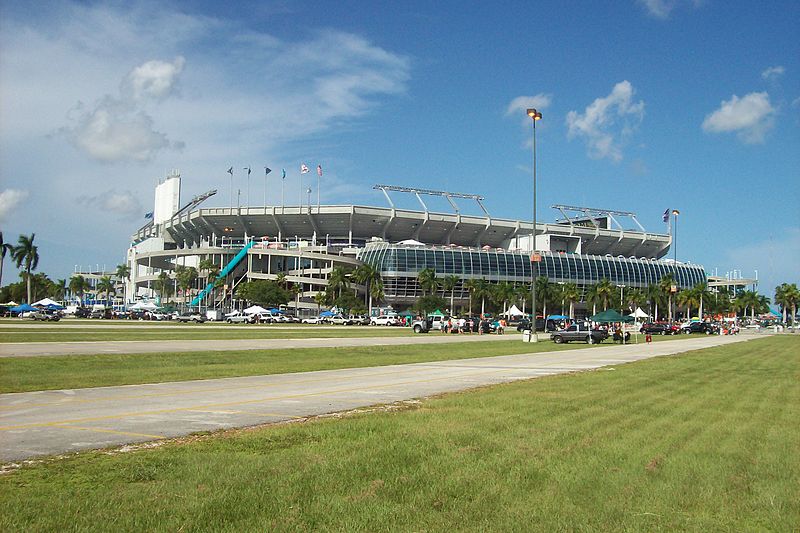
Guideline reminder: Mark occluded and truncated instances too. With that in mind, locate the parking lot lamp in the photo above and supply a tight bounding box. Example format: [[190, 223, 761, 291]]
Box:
[[527, 108, 542, 341]]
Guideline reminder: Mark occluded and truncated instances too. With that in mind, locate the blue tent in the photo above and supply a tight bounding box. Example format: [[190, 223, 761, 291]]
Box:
[[547, 315, 569, 320], [11, 303, 37, 313], [319, 310, 335, 317], [46, 303, 66, 310], [267, 308, 284, 314]]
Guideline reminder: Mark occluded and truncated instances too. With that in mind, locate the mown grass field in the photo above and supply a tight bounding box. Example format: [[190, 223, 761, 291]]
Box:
[[0, 324, 414, 343], [2, 336, 797, 531]]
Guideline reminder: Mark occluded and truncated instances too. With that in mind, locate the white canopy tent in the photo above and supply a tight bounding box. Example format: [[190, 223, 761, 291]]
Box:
[[33, 298, 60, 307], [502, 304, 524, 317], [244, 305, 269, 315], [628, 307, 649, 319], [129, 302, 159, 311]]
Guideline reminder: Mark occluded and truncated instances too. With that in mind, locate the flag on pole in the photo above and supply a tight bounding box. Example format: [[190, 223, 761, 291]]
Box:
[[244, 167, 251, 176], [662, 208, 670, 223], [144, 212, 154, 219], [281, 168, 286, 179], [317, 165, 323, 177], [300, 164, 309, 174], [227, 167, 233, 176], [265, 167, 272, 175]]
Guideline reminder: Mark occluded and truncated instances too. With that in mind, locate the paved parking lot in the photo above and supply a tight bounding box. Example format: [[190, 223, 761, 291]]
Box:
[[0, 334, 753, 462]]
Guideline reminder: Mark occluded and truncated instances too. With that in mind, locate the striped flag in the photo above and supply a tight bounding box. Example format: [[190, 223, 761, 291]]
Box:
[[662, 208, 670, 223], [300, 164, 309, 174], [317, 165, 323, 177]]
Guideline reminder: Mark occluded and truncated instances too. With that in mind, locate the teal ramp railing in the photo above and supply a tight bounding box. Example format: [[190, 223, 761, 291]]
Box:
[[189, 240, 255, 307]]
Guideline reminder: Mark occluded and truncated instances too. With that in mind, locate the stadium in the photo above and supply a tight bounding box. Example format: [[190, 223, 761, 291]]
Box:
[[114, 170, 728, 318]]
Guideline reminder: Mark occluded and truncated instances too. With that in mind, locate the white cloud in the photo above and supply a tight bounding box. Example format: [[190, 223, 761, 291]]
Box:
[[76, 190, 143, 219], [566, 80, 645, 162], [0, 189, 29, 222], [761, 66, 785, 81], [505, 94, 552, 116], [639, 0, 677, 19], [702, 92, 776, 144], [123, 57, 185, 102]]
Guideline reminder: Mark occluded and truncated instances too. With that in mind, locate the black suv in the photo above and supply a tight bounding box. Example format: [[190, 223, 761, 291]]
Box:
[[640, 323, 673, 335], [516, 318, 557, 332]]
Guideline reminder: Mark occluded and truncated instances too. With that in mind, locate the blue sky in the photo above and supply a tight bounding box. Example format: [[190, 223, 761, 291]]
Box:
[[0, 0, 798, 296]]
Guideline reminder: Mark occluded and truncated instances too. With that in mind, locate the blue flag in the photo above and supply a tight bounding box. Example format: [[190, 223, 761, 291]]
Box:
[[281, 168, 286, 180], [662, 209, 670, 223], [144, 212, 154, 219]]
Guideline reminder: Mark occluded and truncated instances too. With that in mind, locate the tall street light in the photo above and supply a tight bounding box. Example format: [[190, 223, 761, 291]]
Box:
[[527, 108, 542, 341]]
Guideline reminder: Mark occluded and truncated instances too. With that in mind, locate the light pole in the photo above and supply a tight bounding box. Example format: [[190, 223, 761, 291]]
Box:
[[672, 209, 680, 320], [527, 108, 542, 341]]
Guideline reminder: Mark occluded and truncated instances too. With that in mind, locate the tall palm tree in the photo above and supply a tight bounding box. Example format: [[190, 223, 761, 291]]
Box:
[[585, 283, 601, 316], [677, 288, 699, 320], [535, 276, 552, 319], [441, 275, 459, 314], [275, 272, 289, 290], [0, 232, 14, 288], [155, 271, 174, 303], [327, 267, 350, 300], [314, 291, 327, 314], [352, 264, 383, 316], [595, 278, 615, 311], [417, 268, 439, 297], [175, 266, 198, 307], [514, 283, 530, 315], [465, 278, 491, 316], [12, 233, 39, 303], [96, 275, 116, 307], [491, 281, 516, 317], [692, 282, 711, 319], [115, 264, 131, 306], [561, 282, 580, 319], [54, 278, 67, 301], [69, 275, 89, 304], [775, 283, 799, 327], [659, 274, 676, 321], [644, 283, 663, 321]]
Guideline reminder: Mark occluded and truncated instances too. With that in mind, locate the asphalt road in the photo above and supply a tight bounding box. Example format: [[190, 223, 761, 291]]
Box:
[[0, 334, 754, 463]]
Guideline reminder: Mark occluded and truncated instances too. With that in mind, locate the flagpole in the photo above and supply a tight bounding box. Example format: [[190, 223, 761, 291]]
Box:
[[299, 171, 302, 210]]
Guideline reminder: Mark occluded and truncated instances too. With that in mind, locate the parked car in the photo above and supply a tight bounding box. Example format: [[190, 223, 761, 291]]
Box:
[[89, 308, 112, 319], [177, 312, 206, 323], [639, 323, 674, 335], [224, 312, 252, 324], [301, 316, 324, 324], [329, 314, 349, 325], [348, 315, 370, 325], [680, 322, 716, 335], [370, 315, 398, 326], [27, 309, 61, 322], [516, 318, 557, 332], [74, 307, 91, 318], [550, 322, 608, 344]]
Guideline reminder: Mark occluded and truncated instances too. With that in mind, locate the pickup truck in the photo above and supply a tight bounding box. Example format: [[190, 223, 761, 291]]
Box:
[[177, 312, 206, 323], [550, 323, 608, 344]]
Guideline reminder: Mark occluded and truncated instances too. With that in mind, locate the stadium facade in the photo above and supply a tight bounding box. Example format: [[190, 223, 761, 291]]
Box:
[[125, 172, 710, 316]]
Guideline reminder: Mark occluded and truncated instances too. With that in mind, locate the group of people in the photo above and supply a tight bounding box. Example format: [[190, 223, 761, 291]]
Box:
[[441, 316, 507, 335]]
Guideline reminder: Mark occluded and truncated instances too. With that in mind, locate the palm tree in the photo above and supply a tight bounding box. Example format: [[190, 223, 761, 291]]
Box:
[[561, 282, 580, 319], [677, 288, 699, 320], [417, 268, 439, 297], [275, 272, 289, 290], [54, 278, 67, 301], [595, 278, 615, 311], [644, 283, 663, 321], [352, 264, 384, 316], [0, 232, 14, 288], [69, 275, 89, 304], [464, 278, 491, 316], [327, 267, 350, 300], [441, 275, 459, 314], [692, 282, 711, 319], [175, 266, 198, 307], [314, 291, 327, 315], [514, 283, 530, 315], [775, 283, 799, 327], [659, 274, 676, 321], [585, 283, 601, 316], [535, 276, 552, 320], [12, 233, 39, 303], [492, 281, 516, 318], [115, 264, 131, 306], [96, 275, 116, 307], [155, 271, 174, 303]]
